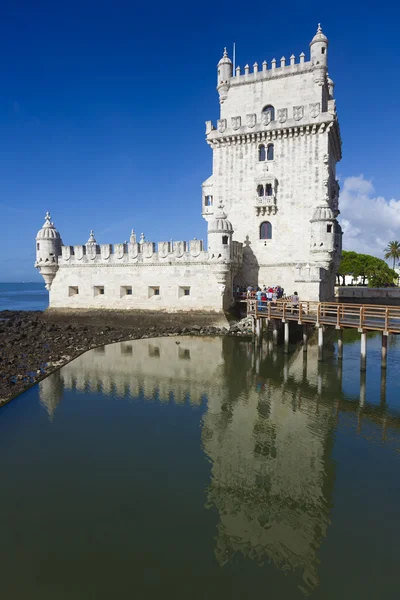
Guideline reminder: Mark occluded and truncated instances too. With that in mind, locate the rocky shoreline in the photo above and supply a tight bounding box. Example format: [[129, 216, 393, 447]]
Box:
[[0, 310, 252, 407]]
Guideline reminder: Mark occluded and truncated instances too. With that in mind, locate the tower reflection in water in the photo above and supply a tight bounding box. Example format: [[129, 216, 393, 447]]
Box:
[[39, 335, 400, 596]]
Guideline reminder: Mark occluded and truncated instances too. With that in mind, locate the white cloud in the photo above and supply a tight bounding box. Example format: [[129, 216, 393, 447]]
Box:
[[338, 175, 400, 258]]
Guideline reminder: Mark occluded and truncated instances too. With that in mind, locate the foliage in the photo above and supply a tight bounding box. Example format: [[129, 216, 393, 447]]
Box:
[[384, 240, 400, 271], [336, 250, 398, 287]]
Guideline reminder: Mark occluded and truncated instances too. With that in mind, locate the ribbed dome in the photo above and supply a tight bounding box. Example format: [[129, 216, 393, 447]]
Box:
[[36, 212, 61, 240], [209, 203, 233, 232], [310, 24, 328, 45], [311, 204, 335, 221], [218, 47, 232, 66]]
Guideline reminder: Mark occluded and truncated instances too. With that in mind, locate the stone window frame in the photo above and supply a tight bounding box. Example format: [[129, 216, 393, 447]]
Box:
[[149, 286, 160, 298], [120, 286, 133, 297], [259, 221, 272, 240], [94, 285, 105, 297], [179, 286, 191, 298], [68, 286, 79, 296]]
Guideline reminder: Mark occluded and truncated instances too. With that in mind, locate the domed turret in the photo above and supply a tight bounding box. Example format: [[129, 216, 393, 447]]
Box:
[[217, 48, 233, 104], [310, 201, 337, 260], [35, 212, 62, 290], [208, 202, 234, 261], [310, 24, 328, 84]]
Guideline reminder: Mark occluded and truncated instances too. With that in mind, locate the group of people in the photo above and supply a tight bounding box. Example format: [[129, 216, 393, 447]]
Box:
[[245, 285, 299, 311]]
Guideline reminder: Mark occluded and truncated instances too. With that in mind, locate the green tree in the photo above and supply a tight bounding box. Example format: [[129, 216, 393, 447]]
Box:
[[336, 250, 398, 287], [384, 240, 400, 271]]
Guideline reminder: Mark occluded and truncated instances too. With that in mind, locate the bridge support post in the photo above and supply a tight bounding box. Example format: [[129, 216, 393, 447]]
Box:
[[360, 331, 367, 372], [251, 317, 256, 337], [317, 326, 324, 362], [284, 321, 289, 354], [272, 320, 279, 346], [255, 318, 262, 345], [380, 368, 387, 406], [360, 371, 366, 407], [381, 333, 388, 369], [302, 324, 308, 353], [337, 329, 343, 360]]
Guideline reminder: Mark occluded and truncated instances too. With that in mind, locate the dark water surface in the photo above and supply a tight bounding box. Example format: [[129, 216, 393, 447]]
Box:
[[0, 282, 48, 311], [0, 333, 399, 599]]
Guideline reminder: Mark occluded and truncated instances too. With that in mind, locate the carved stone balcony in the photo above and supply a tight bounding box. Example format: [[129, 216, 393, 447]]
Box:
[[255, 195, 277, 216]]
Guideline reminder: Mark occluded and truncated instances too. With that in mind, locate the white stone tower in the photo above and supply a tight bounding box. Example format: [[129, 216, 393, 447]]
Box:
[[203, 24, 342, 300], [35, 212, 62, 290]]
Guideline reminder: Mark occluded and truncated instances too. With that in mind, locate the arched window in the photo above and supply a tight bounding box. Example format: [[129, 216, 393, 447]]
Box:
[[257, 184, 264, 197], [267, 143, 274, 161], [266, 183, 273, 196], [260, 221, 272, 240], [258, 144, 266, 161], [222, 235, 228, 245], [262, 105, 275, 122]]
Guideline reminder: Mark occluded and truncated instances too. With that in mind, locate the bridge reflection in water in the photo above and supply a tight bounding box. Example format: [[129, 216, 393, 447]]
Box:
[[38, 334, 400, 596]]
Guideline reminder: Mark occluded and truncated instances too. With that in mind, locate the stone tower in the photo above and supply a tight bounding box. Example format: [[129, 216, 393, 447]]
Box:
[[35, 212, 62, 290], [203, 25, 342, 300]]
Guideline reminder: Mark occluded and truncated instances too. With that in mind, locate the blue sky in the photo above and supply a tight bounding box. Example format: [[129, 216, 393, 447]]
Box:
[[0, 0, 399, 281]]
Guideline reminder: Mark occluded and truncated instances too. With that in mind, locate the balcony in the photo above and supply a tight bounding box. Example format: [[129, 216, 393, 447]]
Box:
[[254, 195, 277, 216]]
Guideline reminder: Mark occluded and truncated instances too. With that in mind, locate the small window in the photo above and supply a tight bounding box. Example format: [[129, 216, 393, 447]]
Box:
[[257, 184, 264, 197], [149, 286, 160, 298], [120, 286, 132, 297], [68, 286, 79, 296], [266, 184, 273, 197], [37, 243, 40, 250], [148, 345, 160, 357], [222, 235, 228, 245], [262, 105, 275, 121], [327, 224, 332, 233], [258, 145, 266, 161], [94, 286, 104, 296], [121, 344, 133, 355], [322, 48, 325, 54], [205, 195, 213, 206], [179, 286, 191, 298], [179, 347, 191, 360], [267, 144, 274, 161], [260, 221, 272, 240]]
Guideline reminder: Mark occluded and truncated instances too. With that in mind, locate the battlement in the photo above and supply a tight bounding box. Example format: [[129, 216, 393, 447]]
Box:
[[60, 239, 209, 265], [232, 53, 312, 85]]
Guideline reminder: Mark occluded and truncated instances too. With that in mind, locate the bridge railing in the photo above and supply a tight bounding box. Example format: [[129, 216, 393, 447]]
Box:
[[247, 300, 400, 332]]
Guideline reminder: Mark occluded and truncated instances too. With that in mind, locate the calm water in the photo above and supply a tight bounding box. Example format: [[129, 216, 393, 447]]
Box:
[[0, 333, 399, 599], [0, 282, 48, 311]]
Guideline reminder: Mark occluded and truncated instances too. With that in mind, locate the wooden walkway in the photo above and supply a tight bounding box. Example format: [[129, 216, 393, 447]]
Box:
[[246, 300, 400, 334]]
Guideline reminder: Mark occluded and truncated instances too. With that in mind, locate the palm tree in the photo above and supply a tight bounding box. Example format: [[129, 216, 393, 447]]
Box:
[[384, 240, 400, 271]]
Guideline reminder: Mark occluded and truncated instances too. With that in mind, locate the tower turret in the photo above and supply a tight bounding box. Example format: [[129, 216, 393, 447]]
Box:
[[310, 202, 337, 267], [207, 202, 234, 261], [310, 24, 328, 84], [35, 212, 62, 290], [217, 48, 233, 104]]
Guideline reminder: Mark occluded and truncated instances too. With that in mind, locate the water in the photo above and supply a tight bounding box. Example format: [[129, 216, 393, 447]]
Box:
[[0, 333, 399, 599], [0, 282, 48, 311]]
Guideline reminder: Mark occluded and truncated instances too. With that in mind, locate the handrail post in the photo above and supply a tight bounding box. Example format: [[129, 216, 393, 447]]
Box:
[[359, 306, 364, 330], [298, 302, 302, 324], [268, 301, 271, 320], [385, 307, 389, 333], [317, 303, 321, 326], [336, 304, 340, 328], [282, 302, 286, 322]]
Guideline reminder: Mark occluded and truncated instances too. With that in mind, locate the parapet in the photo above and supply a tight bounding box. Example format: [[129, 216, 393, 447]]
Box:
[[231, 52, 311, 86], [59, 238, 209, 265]]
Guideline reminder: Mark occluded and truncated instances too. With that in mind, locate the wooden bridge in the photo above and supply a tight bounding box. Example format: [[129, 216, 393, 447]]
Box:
[[246, 299, 400, 370]]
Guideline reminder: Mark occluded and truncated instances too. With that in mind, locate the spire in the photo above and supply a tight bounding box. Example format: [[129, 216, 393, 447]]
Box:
[[87, 230, 96, 244], [223, 47, 228, 57], [317, 23, 322, 33], [139, 232, 145, 244], [43, 211, 52, 226], [130, 229, 136, 244], [310, 22, 328, 45]]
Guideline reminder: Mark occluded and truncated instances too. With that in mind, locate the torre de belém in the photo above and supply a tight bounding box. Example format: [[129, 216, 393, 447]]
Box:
[[35, 24, 342, 314]]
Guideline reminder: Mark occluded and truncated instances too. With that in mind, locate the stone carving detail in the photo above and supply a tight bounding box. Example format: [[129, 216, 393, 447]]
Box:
[[231, 116, 241, 130], [277, 108, 287, 123], [174, 241, 186, 258], [293, 105, 304, 121], [143, 242, 154, 259], [62, 246, 71, 261], [246, 113, 256, 128], [310, 102, 320, 118], [217, 119, 227, 133], [114, 243, 125, 260], [128, 242, 139, 259], [158, 241, 170, 258], [75, 245, 84, 261], [101, 244, 111, 260], [86, 244, 96, 260], [190, 239, 202, 257], [261, 111, 272, 126]]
